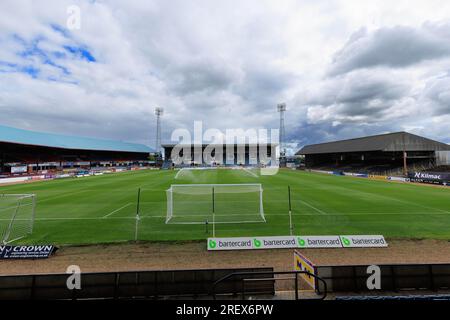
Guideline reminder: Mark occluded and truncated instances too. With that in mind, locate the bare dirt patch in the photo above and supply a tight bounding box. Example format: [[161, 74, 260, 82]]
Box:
[[1, 239, 450, 276]]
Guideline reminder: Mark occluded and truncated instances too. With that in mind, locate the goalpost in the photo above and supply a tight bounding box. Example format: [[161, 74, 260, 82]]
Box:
[[0, 194, 36, 244], [166, 184, 265, 225]]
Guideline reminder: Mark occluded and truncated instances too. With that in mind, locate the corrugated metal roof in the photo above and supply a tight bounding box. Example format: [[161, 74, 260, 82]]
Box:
[[0, 124, 153, 153], [297, 132, 450, 155]]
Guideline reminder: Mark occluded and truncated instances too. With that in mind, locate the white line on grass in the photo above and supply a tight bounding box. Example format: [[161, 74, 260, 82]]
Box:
[[388, 197, 450, 214], [0, 203, 33, 213], [2, 211, 449, 222], [174, 168, 186, 179], [102, 203, 133, 218], [166, 220, 265, 225], [243, 167, 259, 178], [0, 217, 136, 221], [134, 211, 450, 218], [298, 199, 327, 215], [38, 190, 90, 204], [322, 183, 450, 215]]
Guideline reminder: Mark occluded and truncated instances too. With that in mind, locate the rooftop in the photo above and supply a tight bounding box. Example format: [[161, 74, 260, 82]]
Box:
[[0, 124, 153, 153], [297, 132, 450, 155]]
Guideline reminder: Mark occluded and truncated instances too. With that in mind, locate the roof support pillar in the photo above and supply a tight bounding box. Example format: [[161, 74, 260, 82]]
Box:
[[403, 151, 407, 176]]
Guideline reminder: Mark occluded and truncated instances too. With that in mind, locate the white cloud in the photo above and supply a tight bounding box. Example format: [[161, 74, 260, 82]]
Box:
[[0, 0, 450, 151]]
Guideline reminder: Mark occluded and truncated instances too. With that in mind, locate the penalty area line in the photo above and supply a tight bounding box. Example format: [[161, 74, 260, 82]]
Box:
[[0, 217, 137, 221], [298, 199, 327, 215], [102, 203, 133, 218], [243, 167, 259, 178]]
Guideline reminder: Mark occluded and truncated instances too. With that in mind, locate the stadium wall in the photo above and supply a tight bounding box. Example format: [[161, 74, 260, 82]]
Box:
[[0, 267, 274, 300], [316, 263, 450, 293]]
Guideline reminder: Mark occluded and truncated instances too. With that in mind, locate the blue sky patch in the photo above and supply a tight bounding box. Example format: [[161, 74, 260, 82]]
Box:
[[20, 65, 40, 78], [63, 45, 96, 62], [2, 27, 96, 81], [0, 60, 39, 78], [50, 23, 71, 39]]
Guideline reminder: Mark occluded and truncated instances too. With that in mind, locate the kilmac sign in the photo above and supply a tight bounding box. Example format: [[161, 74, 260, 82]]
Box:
[[207, 235, 388, 251], [0, 245, 57, 259], [408, 172, 450, 185]]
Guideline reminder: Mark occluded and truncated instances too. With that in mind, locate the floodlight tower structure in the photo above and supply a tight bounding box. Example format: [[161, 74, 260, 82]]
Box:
[[155, 107, 164, 158], [277, 103, 287, 167]]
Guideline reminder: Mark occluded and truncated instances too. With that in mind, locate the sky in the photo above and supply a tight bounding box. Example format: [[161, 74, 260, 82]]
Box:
[[1, 0, 450, 154]]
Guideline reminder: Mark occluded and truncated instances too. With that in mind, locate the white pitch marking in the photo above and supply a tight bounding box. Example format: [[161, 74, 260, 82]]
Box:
[[299, 199, 327, 215], [134, 211, 450, 218], [0, 217, 135, 221], [174, 168, 186, 179], [243, 167, 259, 178], [0, 203, 33, 213], [2, 211, 449, 222], [102, 203, 133, 218], [38, 189, 90, 204]]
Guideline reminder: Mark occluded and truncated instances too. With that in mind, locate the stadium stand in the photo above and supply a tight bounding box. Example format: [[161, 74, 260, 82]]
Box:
[[428, 166, 450, 172], [162, 143, 277, 167], [297, 132, 450, 175], [0, 124, 154, 175]]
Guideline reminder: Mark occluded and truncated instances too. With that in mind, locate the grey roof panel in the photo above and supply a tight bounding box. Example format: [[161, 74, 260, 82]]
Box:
[[0, 124, 153, 153], [297, 132, 450, 155]]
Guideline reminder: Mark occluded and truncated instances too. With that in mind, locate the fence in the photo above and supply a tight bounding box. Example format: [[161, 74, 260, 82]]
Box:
[[212, 270, 328, 300], [0, 267, 274, 300], [316, 263, 450, 293]]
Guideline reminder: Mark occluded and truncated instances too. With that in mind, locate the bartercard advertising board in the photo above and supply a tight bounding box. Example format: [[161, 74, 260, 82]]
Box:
[[208, 235, 388, 250], [296, 236, 342, 248], [340, 235, 388, 248]]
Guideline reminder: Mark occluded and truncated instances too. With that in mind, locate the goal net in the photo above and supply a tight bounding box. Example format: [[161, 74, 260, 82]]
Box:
[[166, 184, 265, 224], [0, 194, 36, 244]]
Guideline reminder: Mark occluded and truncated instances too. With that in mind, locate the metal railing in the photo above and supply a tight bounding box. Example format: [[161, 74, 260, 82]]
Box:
[[212, 270, 328, 300], [315, 263, 450, 293]]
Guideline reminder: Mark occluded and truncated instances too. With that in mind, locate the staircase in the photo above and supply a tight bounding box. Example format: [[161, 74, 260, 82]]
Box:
[[161, 160, 172, 170]]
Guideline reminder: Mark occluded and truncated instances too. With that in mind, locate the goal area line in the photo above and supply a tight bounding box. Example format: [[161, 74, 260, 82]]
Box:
[[1, 211, 446, 222], [167, 183, 263, 187], [164, 220, 266, 225]]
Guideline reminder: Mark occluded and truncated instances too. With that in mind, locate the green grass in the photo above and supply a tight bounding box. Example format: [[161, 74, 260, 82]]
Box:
[[1, 168, 450, 244]]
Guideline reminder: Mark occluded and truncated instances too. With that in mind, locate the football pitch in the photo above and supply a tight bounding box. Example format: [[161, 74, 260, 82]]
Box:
[[1, 169, 450, 245]]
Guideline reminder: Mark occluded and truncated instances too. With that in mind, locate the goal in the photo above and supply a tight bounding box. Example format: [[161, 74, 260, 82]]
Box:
[[166, 184, 265, 224], [0, 194, 36, 244]]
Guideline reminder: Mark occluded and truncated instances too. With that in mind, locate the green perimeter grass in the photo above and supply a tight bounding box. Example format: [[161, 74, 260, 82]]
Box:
[[1, 168, 450, 245]]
